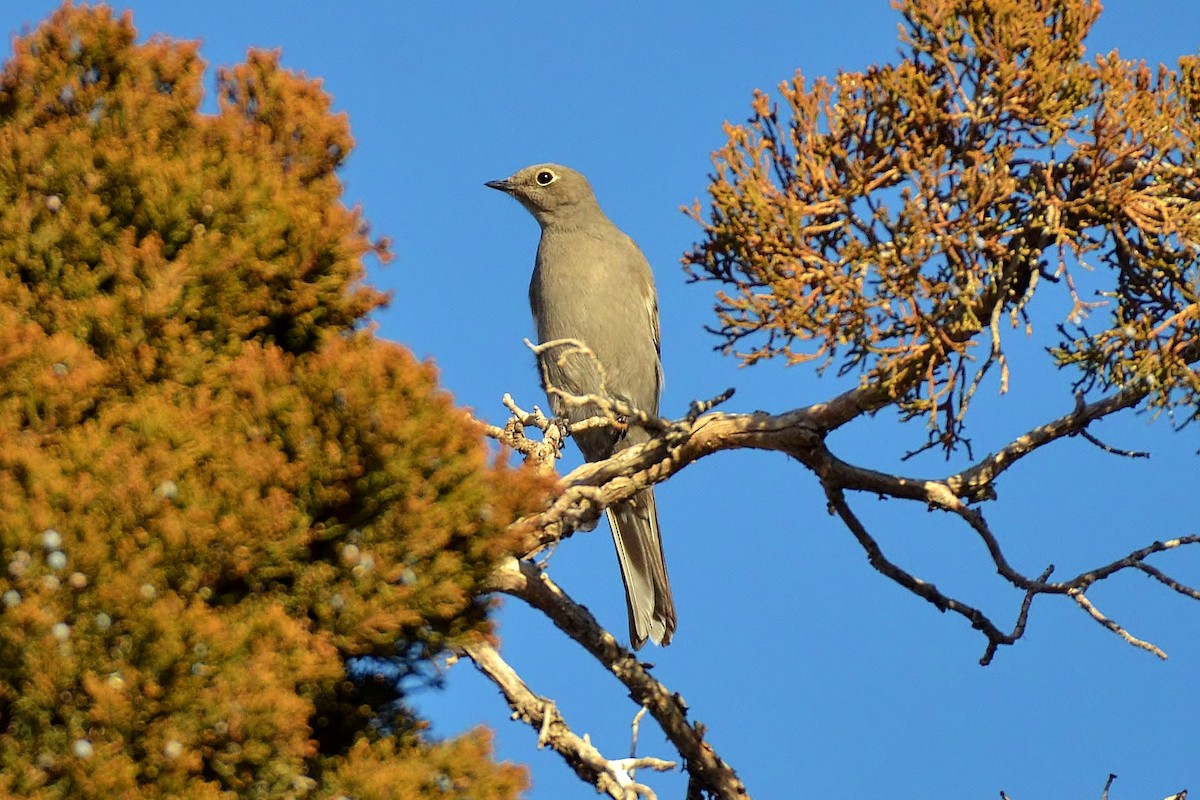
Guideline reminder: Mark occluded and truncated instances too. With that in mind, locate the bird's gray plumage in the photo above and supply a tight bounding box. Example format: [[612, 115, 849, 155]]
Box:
[[485, 163, 675, 648]]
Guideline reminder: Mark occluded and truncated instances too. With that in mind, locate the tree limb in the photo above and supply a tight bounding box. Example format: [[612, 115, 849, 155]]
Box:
[[492, 383, 1199, 662], [460, 636, 674, 799], [484, 558, 751, 800]]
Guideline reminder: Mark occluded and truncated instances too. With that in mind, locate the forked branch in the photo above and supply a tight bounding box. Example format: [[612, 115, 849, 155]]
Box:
[[491, 379, 1199, 661], [483, 559, 750, 800], [460, 633, 674, 799], [471, 378, 1197, 798]]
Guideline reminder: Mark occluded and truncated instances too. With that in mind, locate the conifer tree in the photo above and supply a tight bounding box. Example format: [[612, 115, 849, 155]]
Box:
[[0, 6, 550, 797]]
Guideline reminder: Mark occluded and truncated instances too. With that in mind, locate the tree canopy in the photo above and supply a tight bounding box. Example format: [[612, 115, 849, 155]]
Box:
[[0, 5, 550, 797], [687, 0, 1200, 454]]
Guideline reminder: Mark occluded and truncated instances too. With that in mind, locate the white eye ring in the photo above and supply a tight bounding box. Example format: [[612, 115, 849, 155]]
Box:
[[535, 169, 557, 186]]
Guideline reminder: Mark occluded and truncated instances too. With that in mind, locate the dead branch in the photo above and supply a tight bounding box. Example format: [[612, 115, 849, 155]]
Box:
[[487, 382, 1199, 662], [1068, 589, 1166, 659], [947, 387, 1149, 501], [822, 483, 1040, 665], [484, 558, 751, 800], [460, 635, 674, 799]]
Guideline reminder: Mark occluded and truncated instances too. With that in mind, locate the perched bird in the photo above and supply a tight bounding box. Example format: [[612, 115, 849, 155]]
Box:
[[485, 164, 675, 648]]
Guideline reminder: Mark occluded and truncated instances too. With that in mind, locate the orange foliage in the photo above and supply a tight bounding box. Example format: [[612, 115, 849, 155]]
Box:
[[688, 0, 1200, 451], [0, 4, 551, 797]]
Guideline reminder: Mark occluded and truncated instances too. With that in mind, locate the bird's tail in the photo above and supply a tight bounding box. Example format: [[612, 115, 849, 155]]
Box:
[[607, 488, 675, 649]]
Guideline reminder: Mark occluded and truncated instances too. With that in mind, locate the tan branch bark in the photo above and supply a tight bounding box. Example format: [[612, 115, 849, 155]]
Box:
[[460, 636, 674, 799], [492, 382, 1199, 662], [511, 383, 1154, 552], [484, 559, 751, 800]]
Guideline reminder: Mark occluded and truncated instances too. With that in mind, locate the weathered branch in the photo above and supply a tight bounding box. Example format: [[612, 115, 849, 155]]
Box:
[[510, 381, 1157, 552], [484, 559, 751, 800], [1068, 589, 1166, 659], [489, 382, 1199, 663], [946, 387, 1149, 501], [476, 374, 1197, 800], [460, 636, 674, 799], [822, 483, 1043, 666]]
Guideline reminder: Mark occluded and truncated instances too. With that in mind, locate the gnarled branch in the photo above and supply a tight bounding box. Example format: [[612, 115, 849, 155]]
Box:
[[483, 559, 750, 800], [460, 634, 674, 799], [493, 381, 1199, 661]]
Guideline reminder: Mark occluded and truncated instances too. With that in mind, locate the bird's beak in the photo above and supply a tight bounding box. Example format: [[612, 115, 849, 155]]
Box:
[[484, 178, 513, 193]]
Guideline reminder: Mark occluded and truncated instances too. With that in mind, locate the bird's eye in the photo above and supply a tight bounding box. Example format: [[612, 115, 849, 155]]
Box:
[[535, 170, 556, 186]]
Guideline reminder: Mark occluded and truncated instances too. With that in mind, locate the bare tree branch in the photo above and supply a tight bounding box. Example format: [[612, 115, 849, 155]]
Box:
[[1136, 562, 1200, 601], [1068, 589, 1167, 659], [484, 559, 751, 800], [1077, 428, 1151, 459], [822, 483, 1040, 665], [460, 636, 674, 799], [487, 382, 1199, 663], [946, 387, 1149, 501]]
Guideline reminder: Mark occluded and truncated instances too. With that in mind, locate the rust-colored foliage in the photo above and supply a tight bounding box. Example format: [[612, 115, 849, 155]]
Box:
[[0, 5, 551, 797], [687, 0, 1200, 451]]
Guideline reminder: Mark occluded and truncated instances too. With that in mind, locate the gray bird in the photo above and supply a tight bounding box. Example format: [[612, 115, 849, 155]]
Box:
[[485, 164, 675, 648]]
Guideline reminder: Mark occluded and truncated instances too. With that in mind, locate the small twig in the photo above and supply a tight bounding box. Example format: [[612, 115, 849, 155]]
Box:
[[532, 540, 559, 567], [1061, 536, 1200, 589], [501, 392, 533, 421], [981, 565, 1055, 666], [611, 757, 676, 778], [1068, 589, 1167, 659], [1101, 773, 1117, 800], [1136, 561, 1200, 601], [527, 337, 613, 400], [687, 387, 736, 422], [571, 414, 622, 434], [631, 706, 649, 759], [538, 702, 554, 746], [478, 392, 564, 470], [1076, 427, 1150, 458], [546, 385, 672, 435]]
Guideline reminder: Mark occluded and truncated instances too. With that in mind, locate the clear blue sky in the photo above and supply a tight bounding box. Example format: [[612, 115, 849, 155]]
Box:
[[5, 2, 1199, 798]]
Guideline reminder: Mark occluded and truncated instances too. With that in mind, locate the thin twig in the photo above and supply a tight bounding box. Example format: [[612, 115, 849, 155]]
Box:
[[1068, 589, 1167, 659], [1136, 561, 1200, 601], [631, 706, 649, 759], [1076, 427, 1150, 458]]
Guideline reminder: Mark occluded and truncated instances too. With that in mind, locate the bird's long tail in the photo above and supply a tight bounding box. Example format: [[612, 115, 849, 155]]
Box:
[[607, 487, 675, 649]]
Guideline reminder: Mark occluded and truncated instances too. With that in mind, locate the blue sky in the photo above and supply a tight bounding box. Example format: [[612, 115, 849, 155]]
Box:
[[5, 2, 1199, 798]]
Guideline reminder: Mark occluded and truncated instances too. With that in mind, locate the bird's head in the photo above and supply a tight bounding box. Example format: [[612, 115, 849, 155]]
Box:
[[485, 163, 599, 225]]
